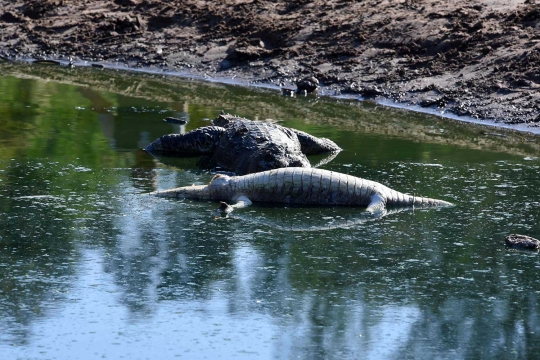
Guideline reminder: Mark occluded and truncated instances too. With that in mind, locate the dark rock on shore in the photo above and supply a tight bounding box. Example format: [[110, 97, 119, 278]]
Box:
[[296, 76, 319, 94]]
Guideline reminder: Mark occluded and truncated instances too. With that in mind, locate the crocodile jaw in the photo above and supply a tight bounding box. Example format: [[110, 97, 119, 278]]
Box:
[[151, 185, 211, 200]]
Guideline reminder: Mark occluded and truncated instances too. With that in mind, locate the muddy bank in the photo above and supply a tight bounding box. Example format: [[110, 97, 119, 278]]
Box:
[[1, 0, 539, 127]]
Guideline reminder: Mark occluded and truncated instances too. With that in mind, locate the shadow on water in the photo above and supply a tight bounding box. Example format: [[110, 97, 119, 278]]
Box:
[[1, 63, 540, 359]]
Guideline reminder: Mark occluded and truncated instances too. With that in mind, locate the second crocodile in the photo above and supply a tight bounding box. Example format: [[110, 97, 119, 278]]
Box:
[[151, 167, 453, 217], [144, 113, 341, 175]]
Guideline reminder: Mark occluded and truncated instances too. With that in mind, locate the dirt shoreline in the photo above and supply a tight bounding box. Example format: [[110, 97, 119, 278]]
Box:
[[1, 0, 539, 128]]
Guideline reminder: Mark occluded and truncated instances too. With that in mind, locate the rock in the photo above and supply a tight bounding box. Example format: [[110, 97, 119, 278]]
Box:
[[419, 97, 448, 108], [163, 117, 187, 125], [226, 45, 270, 61], [281, 88, 295, 97], [505, 234, 540, 250], [114, 0, 141, 5], [33, 59, 61, 65], [296, 76, 319, 94], [361, 85, 386, 97], [0, 11, 23, 23]]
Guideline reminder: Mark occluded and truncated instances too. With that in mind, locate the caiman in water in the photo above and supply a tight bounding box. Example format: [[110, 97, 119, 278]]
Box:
[[144, 112, 341, 175]]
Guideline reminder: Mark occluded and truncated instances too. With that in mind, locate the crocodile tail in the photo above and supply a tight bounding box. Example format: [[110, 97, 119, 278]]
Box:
[[144, 126, 225, 155], [386, 189, 453, 208], [410, 195, 453, 208]]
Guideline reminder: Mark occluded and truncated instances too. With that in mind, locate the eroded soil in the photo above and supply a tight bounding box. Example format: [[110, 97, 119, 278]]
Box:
[[1, 0, 539, 126]]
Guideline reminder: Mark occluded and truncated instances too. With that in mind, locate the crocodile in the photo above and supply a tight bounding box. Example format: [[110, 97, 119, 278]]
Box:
[[151, 167, 453, 217], [144, 113, 341, 175]]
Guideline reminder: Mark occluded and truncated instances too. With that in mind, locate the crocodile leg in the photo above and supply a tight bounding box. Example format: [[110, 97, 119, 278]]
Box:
[[218, 195, 253, 214], [290, 129, 342, 154], [365, 193, 387, 217]]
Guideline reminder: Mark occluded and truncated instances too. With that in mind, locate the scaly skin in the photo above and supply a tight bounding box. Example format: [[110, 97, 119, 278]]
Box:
[[211, 116, 310, 174], [145, 126, 225, 155], [145, 113, 341, 175], [152, 167, 453, 216]]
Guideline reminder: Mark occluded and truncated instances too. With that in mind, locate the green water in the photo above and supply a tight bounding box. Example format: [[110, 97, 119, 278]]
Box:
[[1, 63, 540, 359]]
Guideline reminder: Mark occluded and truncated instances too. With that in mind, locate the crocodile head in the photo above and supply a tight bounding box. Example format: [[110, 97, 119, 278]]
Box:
[[150, 173, 233, 201]]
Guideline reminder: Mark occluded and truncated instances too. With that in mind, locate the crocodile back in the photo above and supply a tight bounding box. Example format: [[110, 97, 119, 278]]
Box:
[[213, 119, 310, 175]]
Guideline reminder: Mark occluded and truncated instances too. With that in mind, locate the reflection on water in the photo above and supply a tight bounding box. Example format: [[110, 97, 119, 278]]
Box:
[[1, 64, 540, 359]]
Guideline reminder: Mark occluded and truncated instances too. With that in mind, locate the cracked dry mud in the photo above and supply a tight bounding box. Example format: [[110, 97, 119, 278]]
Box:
[[1, 0, 539, 127]]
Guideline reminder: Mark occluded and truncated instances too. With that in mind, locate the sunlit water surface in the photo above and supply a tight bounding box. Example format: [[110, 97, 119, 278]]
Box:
[[1, 63, 540, 359]]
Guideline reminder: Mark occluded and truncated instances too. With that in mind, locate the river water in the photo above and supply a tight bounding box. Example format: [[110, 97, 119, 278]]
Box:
[[1, 63, 540, 359]]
